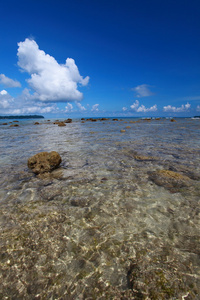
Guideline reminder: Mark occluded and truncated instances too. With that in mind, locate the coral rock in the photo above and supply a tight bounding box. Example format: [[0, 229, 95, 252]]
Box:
[[148, 169, 190, 192], [28, 151, 62, 174], [58, 122, 66, 126]]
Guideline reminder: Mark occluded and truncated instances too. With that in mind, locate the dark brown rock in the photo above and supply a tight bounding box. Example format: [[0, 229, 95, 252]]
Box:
[[64, 118, 72, 123], [28, 151, 62, 174], [10, 124, 19, 127], [34, 122, 40, 125]]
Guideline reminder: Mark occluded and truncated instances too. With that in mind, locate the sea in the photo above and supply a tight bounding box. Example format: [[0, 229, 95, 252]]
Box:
[[0, 117, 200, 299]]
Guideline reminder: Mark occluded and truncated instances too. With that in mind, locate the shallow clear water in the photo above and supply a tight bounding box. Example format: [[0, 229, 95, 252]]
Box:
[[0, 118, 200, 299]]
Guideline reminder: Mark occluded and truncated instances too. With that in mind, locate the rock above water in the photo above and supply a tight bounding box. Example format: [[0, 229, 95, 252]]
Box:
[[64, 118, 72, 123], [28, 151, 62, 174]]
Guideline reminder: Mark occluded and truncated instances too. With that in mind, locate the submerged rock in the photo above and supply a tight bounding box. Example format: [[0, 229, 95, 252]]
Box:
[[148, 169, 190, 192], [10, 124, 19, 127], [58, 122, 66, 126], [128, 150, 156, 161], [28, 151, 62, 174], [134, 154, 155, 161]]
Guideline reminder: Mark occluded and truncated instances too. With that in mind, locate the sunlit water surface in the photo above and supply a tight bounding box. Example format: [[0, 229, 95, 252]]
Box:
[[0, 118, 200, 299]]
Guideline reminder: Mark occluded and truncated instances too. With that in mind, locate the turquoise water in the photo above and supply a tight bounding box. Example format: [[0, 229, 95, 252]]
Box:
[[0, 118, 200, 299]]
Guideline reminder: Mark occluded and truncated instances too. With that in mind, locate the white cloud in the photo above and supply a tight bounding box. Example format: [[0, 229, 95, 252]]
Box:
[[163, 103, 191, 112], [65, 102, 73, 112], [130, 100, 157, 112], [122, 107, 127, 111], [132, 84, 154, 98], [91, 104, 99, 111], [130, 100, 139, 110], [185, 103, 191, 109], [0, 87, 57, 115], [0, 90, 8, 95], [0, 90, 14, 109], [76, 102, 86, 111], [137, 104, 157, 112], [17, 38, 89, 102], [9, 105, 56, 115], [196, 105, 200, 111], [0, 74, 21, 88]]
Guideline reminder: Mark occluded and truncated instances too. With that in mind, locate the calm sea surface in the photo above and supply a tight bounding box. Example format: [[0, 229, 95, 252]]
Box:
[[0, 118, 200, 299]]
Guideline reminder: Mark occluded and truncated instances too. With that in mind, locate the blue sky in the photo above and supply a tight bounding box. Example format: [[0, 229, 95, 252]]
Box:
[[0, 0, 200, 117]]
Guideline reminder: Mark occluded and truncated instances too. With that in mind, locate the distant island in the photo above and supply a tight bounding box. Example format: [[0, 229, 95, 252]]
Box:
[[0, 115, 44, 119]]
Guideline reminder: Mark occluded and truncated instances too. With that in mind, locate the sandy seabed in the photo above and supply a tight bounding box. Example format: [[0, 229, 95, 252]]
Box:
[[0, 118, 200, 299]]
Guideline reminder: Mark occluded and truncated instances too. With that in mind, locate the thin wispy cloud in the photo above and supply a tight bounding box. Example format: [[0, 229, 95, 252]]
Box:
[[65, 103, 73, 112], [76, 102, 86, 111], [91, 104, 99, 112], [0, 74, 21, 88], [132, 84, 154, 98], [182, 96, 200, 101]]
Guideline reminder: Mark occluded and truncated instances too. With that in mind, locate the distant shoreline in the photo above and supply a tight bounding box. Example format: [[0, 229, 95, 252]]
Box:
[[0, 115, 44, 119]]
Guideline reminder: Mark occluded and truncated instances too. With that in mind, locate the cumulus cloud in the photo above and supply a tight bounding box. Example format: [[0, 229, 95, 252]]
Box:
[[91, 104, 99, 112], [163, 103, 191, 112], [0, 87, 57, 115], [132, 84, 154, 98], [122, 107, 127, 111], [130, 100, 157, 112], [130, 100, 139, 110], [137, 104, 157, 112], [0, 74, 21, 88], [0, 90, 14, 109], [76, 102, 86, 111], [0, 90, 8, 95], [17, 38, 89, 102], [11, 105, 57, 115], [197, 105, 200, 111]]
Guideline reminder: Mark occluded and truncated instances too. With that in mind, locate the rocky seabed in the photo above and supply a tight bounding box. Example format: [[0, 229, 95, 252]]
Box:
[[0, 118, 200, 299]]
